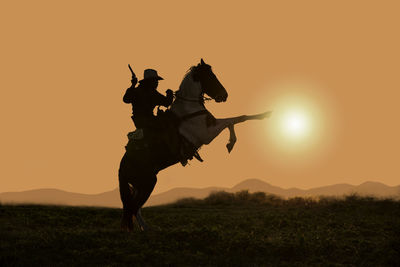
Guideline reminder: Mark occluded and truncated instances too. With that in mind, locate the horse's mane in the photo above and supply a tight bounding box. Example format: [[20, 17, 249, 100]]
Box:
[[176, 63, 214, 104], [175, 65, 205, 104], [183, 65, 197, 81], [182, 62, 214, 84]]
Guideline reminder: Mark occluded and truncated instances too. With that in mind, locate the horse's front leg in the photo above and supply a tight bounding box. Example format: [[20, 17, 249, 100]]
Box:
[[244, 111, 272, 121], [226, 111, 272, 125], [226, 124, 237, 153], [200, 111, 272, 149], [224, 111, 271, 153]]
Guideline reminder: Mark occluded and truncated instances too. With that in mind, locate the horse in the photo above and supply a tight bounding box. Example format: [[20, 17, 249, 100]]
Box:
[[119, 59, 271, 232]]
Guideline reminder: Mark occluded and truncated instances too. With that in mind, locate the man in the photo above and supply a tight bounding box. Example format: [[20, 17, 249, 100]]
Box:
[[123, 69, 174, 130]]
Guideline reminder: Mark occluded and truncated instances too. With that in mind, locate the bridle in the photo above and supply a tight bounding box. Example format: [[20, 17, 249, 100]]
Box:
[[166, 66, 217, 123], [173, 65, 216, 104]]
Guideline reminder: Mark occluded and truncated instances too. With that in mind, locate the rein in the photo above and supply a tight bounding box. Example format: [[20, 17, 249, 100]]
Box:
[[174, 92, 212, 103], [172, 92, 213, 124], [170, 67, 216, 125]]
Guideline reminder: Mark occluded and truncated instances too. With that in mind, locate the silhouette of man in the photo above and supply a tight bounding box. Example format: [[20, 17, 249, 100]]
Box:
[[123, 69, 174, 130]]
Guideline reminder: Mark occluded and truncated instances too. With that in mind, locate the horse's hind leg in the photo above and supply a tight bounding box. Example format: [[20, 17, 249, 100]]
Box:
[[131, 173, 157, 231], [136, 209, 147, 231], [119, 182, 135, 232], [118, 154, 137, 232]]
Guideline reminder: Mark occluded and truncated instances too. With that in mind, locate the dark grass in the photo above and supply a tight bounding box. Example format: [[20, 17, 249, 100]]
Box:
[[1, 191, 400, 266]]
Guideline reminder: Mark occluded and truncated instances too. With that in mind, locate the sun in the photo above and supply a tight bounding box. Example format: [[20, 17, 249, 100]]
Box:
[[264, 101, 318, 153], [262, 99, 323, 157], [255, 80, 337, 165], [257, 81, 329, 155], [281, 110, 310, 140]]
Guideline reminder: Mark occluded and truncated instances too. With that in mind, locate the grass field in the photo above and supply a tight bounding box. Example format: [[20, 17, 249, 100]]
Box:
[[1, 191, 399, 266]]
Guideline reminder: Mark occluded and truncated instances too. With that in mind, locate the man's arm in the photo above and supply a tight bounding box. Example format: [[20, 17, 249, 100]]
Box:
[[154, 89, 174, 107], [123, 69, 138, 103]]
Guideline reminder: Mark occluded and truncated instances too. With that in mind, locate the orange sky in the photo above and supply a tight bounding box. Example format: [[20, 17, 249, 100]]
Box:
[[1, 1, 399, 194]]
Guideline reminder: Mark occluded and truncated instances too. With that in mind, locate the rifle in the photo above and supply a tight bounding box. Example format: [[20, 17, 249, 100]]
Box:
[[128, 64, 137, 86]]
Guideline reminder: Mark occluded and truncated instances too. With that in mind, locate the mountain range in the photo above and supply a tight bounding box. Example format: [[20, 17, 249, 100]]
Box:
[[1, 179, 399, 208]]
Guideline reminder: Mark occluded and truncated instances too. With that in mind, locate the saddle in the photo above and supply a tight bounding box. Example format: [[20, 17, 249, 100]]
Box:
[[125, 109, 203, 166]]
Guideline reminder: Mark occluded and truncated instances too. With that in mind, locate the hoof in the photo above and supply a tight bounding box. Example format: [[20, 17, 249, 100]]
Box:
[[226, 143, 234, 153], [260, 111, 272, 119], [136, 209, 149, 231]]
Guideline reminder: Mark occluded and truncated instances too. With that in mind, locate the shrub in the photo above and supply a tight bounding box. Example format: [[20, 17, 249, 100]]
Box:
[[172, 191, 396, 207], [174, 190, 283, 206], [204, 191, 235, 205]]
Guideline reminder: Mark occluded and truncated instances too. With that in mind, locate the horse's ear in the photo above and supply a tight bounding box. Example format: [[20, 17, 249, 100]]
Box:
[[200, 58, 205, 65]]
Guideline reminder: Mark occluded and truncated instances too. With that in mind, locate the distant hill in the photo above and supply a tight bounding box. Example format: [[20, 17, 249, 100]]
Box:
[[147, 186, 225, 206], [230, 179, 400, 198], [0, 188, 120, 208], [1, 179, 399, 208]]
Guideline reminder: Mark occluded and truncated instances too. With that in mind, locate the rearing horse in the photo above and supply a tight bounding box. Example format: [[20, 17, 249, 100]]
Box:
[[119, 59, 271, 231]]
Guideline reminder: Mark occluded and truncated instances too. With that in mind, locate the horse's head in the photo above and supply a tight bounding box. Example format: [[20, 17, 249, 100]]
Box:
[[192, 59, 228, 103]]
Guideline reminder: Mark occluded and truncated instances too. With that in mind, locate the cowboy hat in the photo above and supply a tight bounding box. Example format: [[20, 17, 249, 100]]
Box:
[[139, 69, 164, 82]]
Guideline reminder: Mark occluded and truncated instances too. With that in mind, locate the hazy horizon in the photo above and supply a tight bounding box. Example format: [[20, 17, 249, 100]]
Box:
[[1, 1, 399, 195], [2, 178, 398, 210], [1, 178, 399, 196]]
